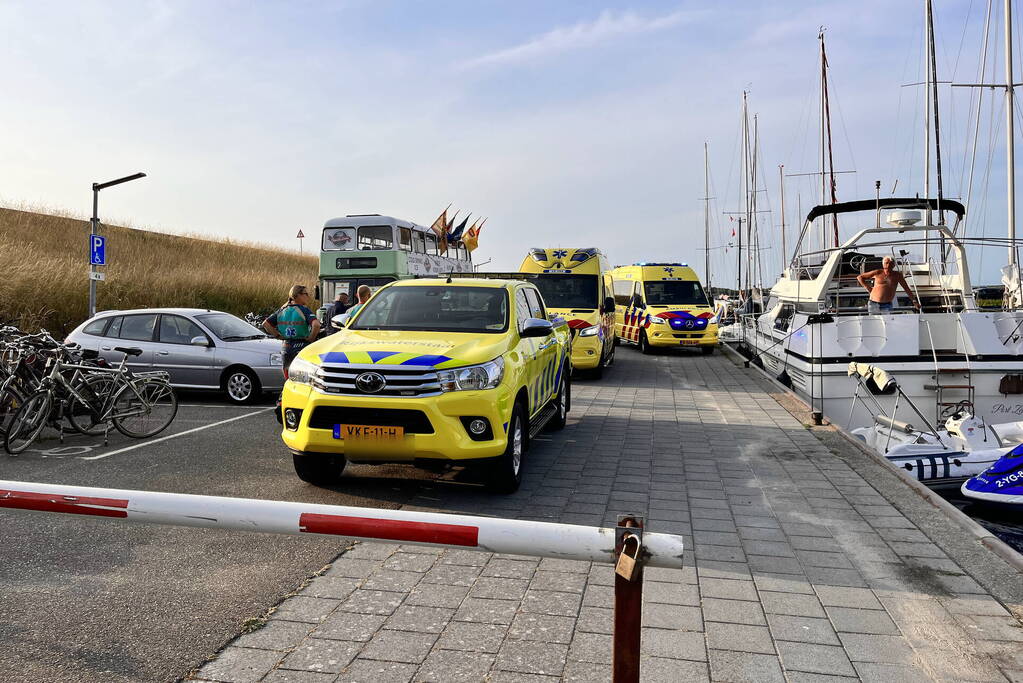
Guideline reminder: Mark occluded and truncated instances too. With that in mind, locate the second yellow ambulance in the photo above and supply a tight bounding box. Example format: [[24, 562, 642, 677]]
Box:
[[519, 248, 616, 377], [610, 262, 718, 354]]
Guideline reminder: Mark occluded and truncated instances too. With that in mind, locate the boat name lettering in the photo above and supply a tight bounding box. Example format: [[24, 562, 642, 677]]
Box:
[[992, 403, 1023, 416], [996, 472, 1022, 488]]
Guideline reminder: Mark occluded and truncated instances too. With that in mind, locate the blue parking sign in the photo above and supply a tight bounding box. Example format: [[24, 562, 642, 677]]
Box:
[[90, 235, 106, 265]]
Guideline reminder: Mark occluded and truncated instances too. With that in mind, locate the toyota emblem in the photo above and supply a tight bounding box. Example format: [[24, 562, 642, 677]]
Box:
[[355, 371, 386, 393]]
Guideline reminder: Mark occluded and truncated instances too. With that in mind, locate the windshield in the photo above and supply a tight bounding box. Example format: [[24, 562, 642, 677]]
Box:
[[195, 313, 267, 340], [532, 274, 598, 309], [350, 285, 508, 333], [644, 280, 709, 306]]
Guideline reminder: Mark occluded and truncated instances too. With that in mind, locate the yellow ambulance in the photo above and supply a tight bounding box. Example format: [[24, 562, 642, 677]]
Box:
[[609, 262, 718, 355], [519, 248, 616, 377]]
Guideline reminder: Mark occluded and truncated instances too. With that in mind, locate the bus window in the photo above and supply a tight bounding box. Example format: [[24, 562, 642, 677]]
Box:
[[425, 232, 438, 255], [358, 225, 393, 250], [322, 227, 356, 251], [398, 227, 412, 251], [413, 231, 426, 253]]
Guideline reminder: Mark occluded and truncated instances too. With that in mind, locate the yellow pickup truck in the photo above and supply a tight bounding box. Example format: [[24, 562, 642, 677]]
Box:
[[280, 277, 572, 492]]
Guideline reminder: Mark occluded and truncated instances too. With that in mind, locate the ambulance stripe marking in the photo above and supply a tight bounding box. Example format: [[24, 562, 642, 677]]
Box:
[[367, 351, 399, 363], [400, 354, 453, 366], [319, 352, 350, 363]]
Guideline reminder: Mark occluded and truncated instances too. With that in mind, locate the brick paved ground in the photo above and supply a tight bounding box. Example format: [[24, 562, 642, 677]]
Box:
[[193, 348, 1023, 682]]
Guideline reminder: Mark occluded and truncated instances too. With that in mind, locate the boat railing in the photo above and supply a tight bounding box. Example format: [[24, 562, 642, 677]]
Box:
[[846, 364, 946, 452]]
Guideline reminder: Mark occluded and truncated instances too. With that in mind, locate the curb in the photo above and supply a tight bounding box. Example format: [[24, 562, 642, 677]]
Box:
[[720, 341, 1023, 574]]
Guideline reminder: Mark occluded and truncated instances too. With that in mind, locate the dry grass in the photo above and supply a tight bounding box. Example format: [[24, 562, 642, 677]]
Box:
[[0, 207, 319, 335]]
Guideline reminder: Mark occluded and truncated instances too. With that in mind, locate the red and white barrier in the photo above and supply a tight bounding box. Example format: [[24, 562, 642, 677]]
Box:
[[0, 481, 684, 568]]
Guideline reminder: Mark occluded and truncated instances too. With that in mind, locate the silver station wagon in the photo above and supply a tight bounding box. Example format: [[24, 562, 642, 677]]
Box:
[[66, 308, 285, 404]]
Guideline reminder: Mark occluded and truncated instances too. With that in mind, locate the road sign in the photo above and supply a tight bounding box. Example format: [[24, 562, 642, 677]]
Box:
[[90, 235, 106, 265], [296, 229, 305, 239], [89, 271, 105, 281]]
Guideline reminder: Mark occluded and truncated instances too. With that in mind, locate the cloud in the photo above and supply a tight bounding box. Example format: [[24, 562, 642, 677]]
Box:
[[461, 7, 696, 69]]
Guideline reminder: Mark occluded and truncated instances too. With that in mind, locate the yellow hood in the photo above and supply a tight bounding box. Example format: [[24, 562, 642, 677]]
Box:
[[303, 329, 509, 369]]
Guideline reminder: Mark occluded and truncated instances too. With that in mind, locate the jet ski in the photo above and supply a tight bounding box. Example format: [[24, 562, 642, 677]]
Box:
[[961, 444, 1023, 508], [852, 411, 1018, 489]]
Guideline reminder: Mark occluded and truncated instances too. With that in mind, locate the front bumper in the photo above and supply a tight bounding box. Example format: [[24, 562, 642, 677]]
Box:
[[648, 325, 719, 347], [571, 333, 603, 370], [281, 381, 512, 462]]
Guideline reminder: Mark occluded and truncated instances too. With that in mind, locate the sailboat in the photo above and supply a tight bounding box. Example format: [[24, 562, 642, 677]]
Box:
[[739, 4, 1023, 431]]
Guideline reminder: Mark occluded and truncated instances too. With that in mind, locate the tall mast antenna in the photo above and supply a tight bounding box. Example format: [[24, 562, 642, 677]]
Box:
[[819, 28, 840, 247], [704, 141, 712, 292]]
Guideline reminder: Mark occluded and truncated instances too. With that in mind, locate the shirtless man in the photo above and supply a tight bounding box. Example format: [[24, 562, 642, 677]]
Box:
[[856, 256, 918, 314]]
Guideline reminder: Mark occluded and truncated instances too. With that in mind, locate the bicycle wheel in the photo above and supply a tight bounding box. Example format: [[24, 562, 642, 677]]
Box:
[[67, 374, 117, 436], [112, 379, 177, 438], [0, 381, 25, 437], [5, 390, 52, 454]]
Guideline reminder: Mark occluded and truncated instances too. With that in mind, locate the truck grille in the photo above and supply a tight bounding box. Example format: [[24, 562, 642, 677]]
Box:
[[313, 363, 441, 397], [308, 406, 434, 433]]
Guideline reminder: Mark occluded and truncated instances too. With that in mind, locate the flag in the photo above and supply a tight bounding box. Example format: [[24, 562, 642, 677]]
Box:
[[449, 214, 471, 242], [429, 207, 449, 242], [440, 210, 459, 255], [463, 219, 480, 252]]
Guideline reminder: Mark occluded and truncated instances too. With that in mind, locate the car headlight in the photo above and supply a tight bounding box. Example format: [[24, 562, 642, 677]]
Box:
[[649, 317, 666, 325], [578, 325, 600, 337], [708, 314, 719, 324], [437, 357, 504, 392], [270, 352, 284, 366], [288, 357, 318, 385]]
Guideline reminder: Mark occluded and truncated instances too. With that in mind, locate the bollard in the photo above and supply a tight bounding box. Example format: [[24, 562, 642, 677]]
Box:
[[613, 515, 644, 683]]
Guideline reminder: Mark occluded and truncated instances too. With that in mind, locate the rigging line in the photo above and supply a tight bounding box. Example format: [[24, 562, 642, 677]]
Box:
[[961, 0, 994, 240], [951, 0, 977, 80]]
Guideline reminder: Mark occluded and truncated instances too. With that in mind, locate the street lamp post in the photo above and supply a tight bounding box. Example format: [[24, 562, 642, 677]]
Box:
[[89, 172, 146, 318]]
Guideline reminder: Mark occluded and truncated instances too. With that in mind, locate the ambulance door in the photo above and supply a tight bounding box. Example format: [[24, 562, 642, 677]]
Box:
[[613, 278, 639, 342], [601, 273, 616, 349]]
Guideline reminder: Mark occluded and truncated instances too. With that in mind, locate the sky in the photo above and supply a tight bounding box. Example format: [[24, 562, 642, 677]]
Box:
[[0, 0, 1018, 285]]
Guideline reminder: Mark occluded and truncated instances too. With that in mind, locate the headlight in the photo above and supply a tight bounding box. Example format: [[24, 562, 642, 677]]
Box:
[[270, 352, 283, 366], [578, 325, 600, 337], [288, 357, 318, 385], [708, 314, 719, 324], [437, 357, 504, 392], [649, 317, 666, 325]]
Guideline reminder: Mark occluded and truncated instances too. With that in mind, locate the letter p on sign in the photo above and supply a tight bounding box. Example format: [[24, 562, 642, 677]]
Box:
[[90, 235, 106, 266]]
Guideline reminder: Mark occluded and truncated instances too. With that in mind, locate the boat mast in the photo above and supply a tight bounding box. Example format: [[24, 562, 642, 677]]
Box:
[[819, 30, 840, 247], [742, 91, 751, 296], [1007, 0, 1017, 265], [924, 1, 933, 230], [927, 0, 945, 226], [779, 164, 787, 275], [704, 141, 712, 292]]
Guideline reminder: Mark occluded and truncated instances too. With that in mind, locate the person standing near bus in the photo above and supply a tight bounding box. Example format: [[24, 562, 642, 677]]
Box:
[[326, 292, 350, 334], [264, 285, 321, 377], [345, 285, 373, 319]]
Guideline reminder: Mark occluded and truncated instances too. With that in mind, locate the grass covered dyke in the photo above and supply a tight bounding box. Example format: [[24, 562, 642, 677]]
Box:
[[0, 207, 319, 334]]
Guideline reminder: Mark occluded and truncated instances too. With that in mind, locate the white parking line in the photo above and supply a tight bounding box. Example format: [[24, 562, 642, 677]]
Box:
[[82, 407, 274, 461]]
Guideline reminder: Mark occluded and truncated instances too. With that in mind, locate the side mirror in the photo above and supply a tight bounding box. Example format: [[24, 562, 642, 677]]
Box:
[[331, 313, 350, 329], [314, 285, 321, 301], [602, 296, 616, 314], [190, 335, 211, 347], [631, 294, 645, 309], [520, 317, 555, 338]]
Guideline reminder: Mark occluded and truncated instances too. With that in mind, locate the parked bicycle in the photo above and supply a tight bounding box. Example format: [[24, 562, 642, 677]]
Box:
[[3, 340, 178, 455]]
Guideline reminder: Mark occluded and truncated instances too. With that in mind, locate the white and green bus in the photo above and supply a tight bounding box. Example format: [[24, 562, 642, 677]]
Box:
[[315, 214, 472, 323]]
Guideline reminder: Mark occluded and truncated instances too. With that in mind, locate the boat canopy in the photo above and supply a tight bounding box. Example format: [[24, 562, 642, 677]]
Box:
[[805, 197, 966, 224]]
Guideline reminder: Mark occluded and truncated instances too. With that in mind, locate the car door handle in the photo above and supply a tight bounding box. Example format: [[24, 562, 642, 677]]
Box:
[[156, 351, 170, 356], [101, 346, 112, 351]]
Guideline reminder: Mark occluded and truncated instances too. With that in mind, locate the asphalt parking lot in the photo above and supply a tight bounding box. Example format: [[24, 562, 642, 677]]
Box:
[[0, 390, 440, 683]]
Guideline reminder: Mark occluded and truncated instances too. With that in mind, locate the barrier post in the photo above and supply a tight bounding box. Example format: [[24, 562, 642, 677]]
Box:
[[612, 515, 644, 683]]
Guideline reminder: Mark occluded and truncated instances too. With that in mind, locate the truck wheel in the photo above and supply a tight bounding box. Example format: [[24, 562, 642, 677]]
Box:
[[547, 376, 569, 431], [639, 331, 654, 355], [485, 403, 525, 493], [293, 453, 347, 486], [702, 346, 716, 355]]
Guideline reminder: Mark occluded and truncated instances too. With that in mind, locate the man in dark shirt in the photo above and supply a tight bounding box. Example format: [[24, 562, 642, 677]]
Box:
[[327, 292, 350, 333]]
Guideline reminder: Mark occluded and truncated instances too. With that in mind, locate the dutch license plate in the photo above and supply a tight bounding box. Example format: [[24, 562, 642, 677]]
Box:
[[333, 424, 405, 441], [681, 340, 700, 346]]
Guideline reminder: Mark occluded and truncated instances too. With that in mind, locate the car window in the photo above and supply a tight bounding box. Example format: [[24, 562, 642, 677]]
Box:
[[524, 288, 546, 319], [613, 279, 634, 306], [159, 315, 206, 345], [83, 318, 109, 336], [104, 316, 123, 338], [119, 314, 157, 342], [515, 288, 532, 329]]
